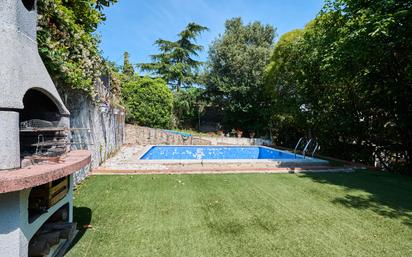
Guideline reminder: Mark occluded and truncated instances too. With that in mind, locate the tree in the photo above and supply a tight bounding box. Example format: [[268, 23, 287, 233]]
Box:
[[265, 0, 412, 172], [316, 0, 412, 171], [264, 28, 307, 146], [204, 17, 276, 135], [122, 76, 173, 128], [173, 87, 205, 129], [140, 23, 208, 91], [122, 52, 134, 76]]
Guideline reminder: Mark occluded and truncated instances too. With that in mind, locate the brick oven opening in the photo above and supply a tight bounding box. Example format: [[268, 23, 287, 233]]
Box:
[[20, 89, 69, 166], [21, 89, 61, 122], [22, 0, 36, 11]]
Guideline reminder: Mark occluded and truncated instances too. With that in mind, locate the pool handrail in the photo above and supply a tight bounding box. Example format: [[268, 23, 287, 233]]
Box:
[[311, 141, 319, 157], [302, 139, 313, 158], [295, 137, 319, 158], [294, 137, 306, 158]]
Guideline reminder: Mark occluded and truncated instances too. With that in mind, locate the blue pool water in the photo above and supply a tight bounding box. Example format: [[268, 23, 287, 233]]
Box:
[[140, 146, 303, 160]]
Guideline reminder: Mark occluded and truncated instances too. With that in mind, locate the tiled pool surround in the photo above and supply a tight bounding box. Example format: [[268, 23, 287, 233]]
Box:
[[93, 145, 355, 175]]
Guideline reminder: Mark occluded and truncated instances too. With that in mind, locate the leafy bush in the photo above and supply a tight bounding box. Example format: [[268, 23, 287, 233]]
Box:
[[122, 76, 173, 128]]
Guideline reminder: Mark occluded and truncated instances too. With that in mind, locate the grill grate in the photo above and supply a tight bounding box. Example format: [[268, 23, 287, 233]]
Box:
[[20, 119, 54, 129]]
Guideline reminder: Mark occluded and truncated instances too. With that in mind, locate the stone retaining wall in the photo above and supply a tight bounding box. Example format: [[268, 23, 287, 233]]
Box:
[[125, 124, 271, 146], [195, 136, 271, 146], [63, 90, 125, 183], [125, 124, 193, 145]]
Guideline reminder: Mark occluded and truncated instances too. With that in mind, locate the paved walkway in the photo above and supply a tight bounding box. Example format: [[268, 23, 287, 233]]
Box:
[[94, 145, 357, 175]]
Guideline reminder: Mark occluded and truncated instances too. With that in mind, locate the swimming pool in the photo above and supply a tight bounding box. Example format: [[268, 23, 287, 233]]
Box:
[[140, 145, 322, 162], [94, 145, 333, 175]]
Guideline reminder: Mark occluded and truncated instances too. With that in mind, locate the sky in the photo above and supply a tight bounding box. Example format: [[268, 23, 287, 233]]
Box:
[[97, 0, 325, 66]]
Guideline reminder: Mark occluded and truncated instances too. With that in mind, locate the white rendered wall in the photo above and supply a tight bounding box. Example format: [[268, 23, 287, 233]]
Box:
[[0, 111, 20, 170], [0, 191, 29, 257]]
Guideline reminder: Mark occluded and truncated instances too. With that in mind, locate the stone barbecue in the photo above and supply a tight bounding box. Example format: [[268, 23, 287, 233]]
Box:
[[0, 1, 91, 256]]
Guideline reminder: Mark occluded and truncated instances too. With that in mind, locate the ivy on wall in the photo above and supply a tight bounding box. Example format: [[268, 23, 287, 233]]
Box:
[[36, 0, 118, 99]]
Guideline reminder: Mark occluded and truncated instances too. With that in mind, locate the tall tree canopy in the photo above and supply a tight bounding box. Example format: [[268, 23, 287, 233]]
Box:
[[140, 23, 208, 91], [264, 28, 307, 145], [205, 18, 276, 134], [173, 87, 205, 129], [265, 0, 412, 172]]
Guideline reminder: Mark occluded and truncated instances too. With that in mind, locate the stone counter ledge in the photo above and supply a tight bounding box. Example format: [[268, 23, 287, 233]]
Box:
[[0, 150, 91, 193]]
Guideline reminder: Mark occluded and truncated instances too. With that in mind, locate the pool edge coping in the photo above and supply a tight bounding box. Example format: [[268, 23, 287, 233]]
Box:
[[136, 145, 329, 165]]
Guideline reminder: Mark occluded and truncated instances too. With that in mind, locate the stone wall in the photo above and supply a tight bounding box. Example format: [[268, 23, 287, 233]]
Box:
[[125, 124, 271, 146], [195, 136, 272, 146], [125, 124, 193, 145], [63, 91, 125, 183]]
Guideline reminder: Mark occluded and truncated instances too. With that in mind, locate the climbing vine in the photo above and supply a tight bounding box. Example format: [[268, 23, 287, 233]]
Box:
[[36, 0, 118, 99]]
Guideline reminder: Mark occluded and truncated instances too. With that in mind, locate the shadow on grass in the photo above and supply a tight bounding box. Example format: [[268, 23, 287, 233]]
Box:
[[301, 171, 412, 227], [68, 206, 92, 251]]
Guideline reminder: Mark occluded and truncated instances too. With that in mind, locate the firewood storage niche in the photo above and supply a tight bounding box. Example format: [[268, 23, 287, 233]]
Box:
[[28, 203, 77, 257], [28, 177, 69, 223]]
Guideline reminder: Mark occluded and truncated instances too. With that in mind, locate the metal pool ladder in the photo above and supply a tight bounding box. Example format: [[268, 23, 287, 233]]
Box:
[[294, 137, 319, 158]]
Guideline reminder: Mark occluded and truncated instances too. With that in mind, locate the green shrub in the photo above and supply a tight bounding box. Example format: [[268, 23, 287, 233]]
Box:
[[122, 76, 173, 128]]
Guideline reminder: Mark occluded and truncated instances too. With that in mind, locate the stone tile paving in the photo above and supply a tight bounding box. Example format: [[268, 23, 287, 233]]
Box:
[[95, 145, 354, 175]]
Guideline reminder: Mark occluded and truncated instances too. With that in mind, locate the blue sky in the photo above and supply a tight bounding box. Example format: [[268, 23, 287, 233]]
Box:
[[98, 0, 325, 66]]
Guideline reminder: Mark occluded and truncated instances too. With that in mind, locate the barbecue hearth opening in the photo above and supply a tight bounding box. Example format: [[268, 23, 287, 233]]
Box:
[[20, 89, 70, 166], [22, 0, 36, 11]]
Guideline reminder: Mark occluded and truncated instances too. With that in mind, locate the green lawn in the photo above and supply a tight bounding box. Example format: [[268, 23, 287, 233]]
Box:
[[67, 171, 412, 257]]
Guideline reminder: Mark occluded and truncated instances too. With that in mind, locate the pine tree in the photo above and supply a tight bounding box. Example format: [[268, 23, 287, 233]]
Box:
[[122, 51, 134, 76], [140, 23, 208, 91]]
